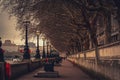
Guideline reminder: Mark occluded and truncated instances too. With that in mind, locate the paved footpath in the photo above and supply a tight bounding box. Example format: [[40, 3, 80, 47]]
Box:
[[17, 60, 92, 80]]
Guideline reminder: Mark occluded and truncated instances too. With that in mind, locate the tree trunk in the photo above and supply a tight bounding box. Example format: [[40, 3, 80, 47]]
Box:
[[88, 28, 100, 64], [89, 34, 92, 49], [81, 44, 86, 60], [104, 13, 112, 44], [94, 44, 100, 64]]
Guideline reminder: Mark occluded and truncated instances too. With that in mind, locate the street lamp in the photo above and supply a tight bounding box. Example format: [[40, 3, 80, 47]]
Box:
[[0, 37, 4, 62], [35, 30, 40, 59], [49, 44, 53, 58], [23, 20, 30, 59], [42, 37, 46, 58], [50, 44, 53, 53], [0, 37, 2, 47], [46, 40, 49, 58]]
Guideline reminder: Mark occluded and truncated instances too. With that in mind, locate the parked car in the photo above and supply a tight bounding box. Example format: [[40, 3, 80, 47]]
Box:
[[12, 55, 21, 62]]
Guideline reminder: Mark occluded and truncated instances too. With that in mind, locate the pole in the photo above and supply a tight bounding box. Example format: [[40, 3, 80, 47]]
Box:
[[35, 34, 40, 59], [0, 37, 4, 62], [42, 39, 46, 58], [46, 41, 49, 57], [23, 21, 30, 59]]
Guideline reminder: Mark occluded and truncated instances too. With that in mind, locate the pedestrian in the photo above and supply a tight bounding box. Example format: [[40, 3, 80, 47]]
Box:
[[0, 37, 4, 62]]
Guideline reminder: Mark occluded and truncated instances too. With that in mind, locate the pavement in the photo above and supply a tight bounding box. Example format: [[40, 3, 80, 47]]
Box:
[[16, 60, 92, 80]]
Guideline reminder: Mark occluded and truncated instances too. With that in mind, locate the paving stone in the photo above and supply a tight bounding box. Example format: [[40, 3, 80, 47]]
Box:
[[17, 60, 92, 80]]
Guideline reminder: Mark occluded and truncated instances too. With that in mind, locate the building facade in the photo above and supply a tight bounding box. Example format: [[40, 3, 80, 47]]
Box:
[[2, 40, 18, 52]]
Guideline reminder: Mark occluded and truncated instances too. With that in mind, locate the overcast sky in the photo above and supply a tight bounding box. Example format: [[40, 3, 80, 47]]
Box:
[[0, 11, 43, 46]]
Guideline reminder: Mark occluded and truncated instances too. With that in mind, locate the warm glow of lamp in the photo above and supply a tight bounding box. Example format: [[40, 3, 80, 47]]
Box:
[[23, 20, 30, 26], [46, 39, 49, 44], [41, 35, 46, 41], [36, 30, 40, 35]]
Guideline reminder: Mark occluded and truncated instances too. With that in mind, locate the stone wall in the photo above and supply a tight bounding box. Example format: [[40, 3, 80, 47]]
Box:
[[68, 41, 120, 80], [71, 41, 120, 59], [0, 62, 5, 80], [10, 60, 41, 79]]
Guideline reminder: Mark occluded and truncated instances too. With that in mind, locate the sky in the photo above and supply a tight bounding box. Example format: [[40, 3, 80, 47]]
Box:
[[0, 11, 43, 46]]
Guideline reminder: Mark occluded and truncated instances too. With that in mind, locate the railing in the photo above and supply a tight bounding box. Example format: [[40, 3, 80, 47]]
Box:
[[10, 60, 41, 80], [0, 60, 42, 80], [68, 58, 120, 80], [70, 41, 120, 59]]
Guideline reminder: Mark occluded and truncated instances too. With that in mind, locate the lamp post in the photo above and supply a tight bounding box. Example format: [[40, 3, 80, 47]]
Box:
[[0, 37, 4, 62], [35, 31, 40, 59], [50, 45, 52, 53], [46, 40, 49, 58], [0, 37, 2, 47], [49, 44, 52, 58], [23, 21, 30, 59], [42, 37, 46, 58]]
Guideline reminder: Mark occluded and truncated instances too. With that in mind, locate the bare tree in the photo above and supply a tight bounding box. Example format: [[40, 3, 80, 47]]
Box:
[[0, 0, 118, 63]]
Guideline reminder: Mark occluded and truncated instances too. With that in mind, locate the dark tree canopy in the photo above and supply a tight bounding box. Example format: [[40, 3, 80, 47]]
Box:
[[0, 0, 119, 53]]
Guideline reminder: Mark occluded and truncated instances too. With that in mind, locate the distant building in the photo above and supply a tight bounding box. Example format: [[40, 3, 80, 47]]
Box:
[[96, 13, 120, 46], [83, 9, 120, 50], [2, 40, 18, 52], [18, 42, 43, 54], [85, 16, 119, 50], [3, 40, 16, 46], [28, 42, 36, 48], [2, 40, 48, 55]]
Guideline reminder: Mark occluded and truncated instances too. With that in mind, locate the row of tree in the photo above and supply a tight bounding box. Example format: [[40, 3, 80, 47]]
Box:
[[0, 0, 120, 63]]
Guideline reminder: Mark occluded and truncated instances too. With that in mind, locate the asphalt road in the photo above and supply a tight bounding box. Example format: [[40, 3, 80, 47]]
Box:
[[17, 60, 92, 80]]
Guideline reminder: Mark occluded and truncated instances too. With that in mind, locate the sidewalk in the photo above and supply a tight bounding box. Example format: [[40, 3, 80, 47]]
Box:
[[17, 60, 92, 80]]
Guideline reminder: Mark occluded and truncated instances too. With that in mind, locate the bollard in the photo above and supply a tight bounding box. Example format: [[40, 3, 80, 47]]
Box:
[[44, 58, 54, 72], [5, 63, 11, 80]]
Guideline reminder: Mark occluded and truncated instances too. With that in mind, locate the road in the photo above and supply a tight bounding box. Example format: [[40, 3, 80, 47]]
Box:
[[17, 60, 92, 80]]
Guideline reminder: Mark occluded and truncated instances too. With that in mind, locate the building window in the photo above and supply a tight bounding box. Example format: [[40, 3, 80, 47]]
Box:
[[99, 31, 104, 36], [99, 40, 104, 46], [111, 34, 119, 42]]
